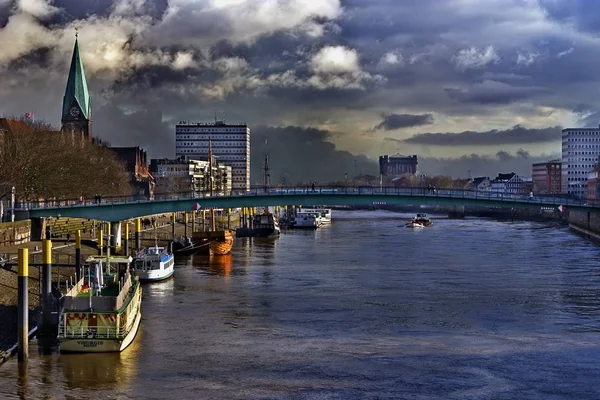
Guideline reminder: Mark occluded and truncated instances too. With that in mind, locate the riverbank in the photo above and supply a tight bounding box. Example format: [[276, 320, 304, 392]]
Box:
[[0, 213, 242, 360]]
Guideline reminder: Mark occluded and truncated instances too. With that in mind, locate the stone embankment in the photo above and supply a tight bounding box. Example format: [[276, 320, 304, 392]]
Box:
[[567, 210, 600, 240]]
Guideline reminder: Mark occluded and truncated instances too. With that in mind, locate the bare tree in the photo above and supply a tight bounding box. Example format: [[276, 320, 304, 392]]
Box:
[[0, 119, 132, 200]]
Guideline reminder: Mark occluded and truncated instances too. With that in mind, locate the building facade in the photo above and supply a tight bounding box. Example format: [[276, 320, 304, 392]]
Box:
[[110, 146, 154, 199], [175, 120, 250, 191], [531, 160, 562, 195], [586, 169, 600, 203], [561, 127, 600, 198], [379, 154, 418, 177], [467, 176, 491, 191], [150, 157, 232, 196], [490, 172, 527, 195], [61, 37, 92, 140]]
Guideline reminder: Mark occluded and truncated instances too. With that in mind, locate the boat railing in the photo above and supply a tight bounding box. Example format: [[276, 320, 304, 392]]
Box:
[[65, 277, 85, 297], [59, 322, 131, 339], [115, 274, 133, 310]]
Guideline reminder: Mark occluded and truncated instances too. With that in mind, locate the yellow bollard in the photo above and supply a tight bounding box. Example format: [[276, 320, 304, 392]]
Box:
[[97, 229, 104, 255], [18, 248, 28, 362]]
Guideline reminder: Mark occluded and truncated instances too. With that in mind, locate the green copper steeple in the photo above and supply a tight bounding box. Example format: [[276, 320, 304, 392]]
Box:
[[62, 37, 90, 120]]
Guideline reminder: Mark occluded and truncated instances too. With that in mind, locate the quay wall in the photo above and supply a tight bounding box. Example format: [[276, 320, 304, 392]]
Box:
[[0, 220, 31, 247], [568, 210, 600, 236]]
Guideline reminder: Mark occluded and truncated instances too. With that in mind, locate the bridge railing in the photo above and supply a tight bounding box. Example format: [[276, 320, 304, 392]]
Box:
[[19, 185, 598, 210]]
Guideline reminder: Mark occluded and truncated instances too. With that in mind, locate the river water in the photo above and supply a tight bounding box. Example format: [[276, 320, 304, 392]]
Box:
[[2, 210, 600, 399]]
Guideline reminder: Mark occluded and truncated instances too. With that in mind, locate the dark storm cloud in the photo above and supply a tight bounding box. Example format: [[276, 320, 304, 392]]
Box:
[[94, 102, 173, 158], [250, 125, 377, 185], [400, 125, 562, 146], [539, 0, 600, 34], [49, 0, 168, 21], [418, 151, 557, 178], [444, 82, 548, 105], [373, 113, 434, 131], [3, 0, 600, 183]]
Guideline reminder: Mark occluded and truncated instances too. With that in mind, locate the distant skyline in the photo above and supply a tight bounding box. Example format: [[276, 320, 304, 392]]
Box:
[[1, 0, 598, 178]]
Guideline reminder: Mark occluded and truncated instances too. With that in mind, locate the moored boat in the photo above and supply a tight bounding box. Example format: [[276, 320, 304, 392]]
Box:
[[133, 245, 175, 282], [298, 207, 332, 225], [252, 212, 281, 237], [291, 212, 320, 229], [171, 236, 209, 256], [58, 255, 142, 353], [411, 213, 433, 226], [209, 230, 234, 255]]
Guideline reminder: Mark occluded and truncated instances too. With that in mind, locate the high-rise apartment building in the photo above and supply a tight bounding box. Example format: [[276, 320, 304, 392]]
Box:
[[531, 160, 561, 194], [175, 120, 250, 191], [561, 127, 600, 198]]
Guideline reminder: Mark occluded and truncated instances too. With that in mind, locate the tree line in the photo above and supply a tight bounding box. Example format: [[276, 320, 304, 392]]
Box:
[[0, 120, 132, 200]]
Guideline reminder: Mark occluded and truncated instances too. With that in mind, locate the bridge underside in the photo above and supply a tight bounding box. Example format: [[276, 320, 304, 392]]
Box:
[[26, 194, 582, 221]]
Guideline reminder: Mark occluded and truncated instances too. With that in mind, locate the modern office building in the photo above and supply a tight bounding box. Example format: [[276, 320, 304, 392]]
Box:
[[379, 154, 418, 177], [562, 127, 600, 198], [531, 160, 562, 194], [175, 120, 250, 191]]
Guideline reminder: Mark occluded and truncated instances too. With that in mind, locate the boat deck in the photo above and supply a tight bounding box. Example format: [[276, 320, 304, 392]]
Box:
[[75, 284, 120, 298]]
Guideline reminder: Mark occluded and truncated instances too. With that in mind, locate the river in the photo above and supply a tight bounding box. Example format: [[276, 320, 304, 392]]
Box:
[[1, 210, 600, 399]]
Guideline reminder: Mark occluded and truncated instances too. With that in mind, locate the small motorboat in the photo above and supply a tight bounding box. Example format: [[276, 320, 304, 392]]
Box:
[[405, 221, 425, 229], [132, 246, 175, 282], [411, 213, 433, 226]]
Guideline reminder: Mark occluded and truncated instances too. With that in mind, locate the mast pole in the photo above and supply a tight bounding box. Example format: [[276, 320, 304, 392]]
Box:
[[209, 140, 216, 232]]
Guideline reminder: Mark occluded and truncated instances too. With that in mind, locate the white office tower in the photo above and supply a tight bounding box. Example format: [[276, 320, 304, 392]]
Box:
[[562, 126, 600, 198], [175, 120, 250, 191]]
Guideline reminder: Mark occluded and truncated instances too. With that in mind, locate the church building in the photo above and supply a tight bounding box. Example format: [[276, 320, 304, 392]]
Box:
[[61, 33, 92, 139], [59, 33, 154, 199]]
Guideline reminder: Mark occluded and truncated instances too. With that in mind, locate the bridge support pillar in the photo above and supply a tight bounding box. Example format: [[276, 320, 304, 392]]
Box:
[[30, 217, 47, 241], [171, 213, 176, 239], [110, 221, 122, 253], [448, 205, 466, 219]]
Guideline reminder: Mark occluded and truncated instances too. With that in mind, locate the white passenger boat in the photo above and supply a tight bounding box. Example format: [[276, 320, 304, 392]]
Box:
[[133, 246, 175, 282], [58, 255, 142, 353], [292, 211, 321, 229], [298, 207, 332, 224]]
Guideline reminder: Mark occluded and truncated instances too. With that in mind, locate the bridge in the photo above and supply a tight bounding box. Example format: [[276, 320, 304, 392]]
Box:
[[19, 186, 600, 221]]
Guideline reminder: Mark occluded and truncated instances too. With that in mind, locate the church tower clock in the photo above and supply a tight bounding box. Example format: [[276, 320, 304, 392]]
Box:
[[61, 29, 92, 140]]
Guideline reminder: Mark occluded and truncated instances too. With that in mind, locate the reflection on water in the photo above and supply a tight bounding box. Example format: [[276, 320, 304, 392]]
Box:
[[194, 254, 234, 276], [143, 277, 175, 299], [0, 332, 142, 398], [61, 336, 141, 390]]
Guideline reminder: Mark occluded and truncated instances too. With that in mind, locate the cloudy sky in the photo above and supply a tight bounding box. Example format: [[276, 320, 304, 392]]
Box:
[[0, 0, 597, 183]]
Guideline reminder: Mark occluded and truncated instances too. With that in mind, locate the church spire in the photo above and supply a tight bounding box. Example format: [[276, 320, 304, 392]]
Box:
[[61, 29, 90, 121]]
